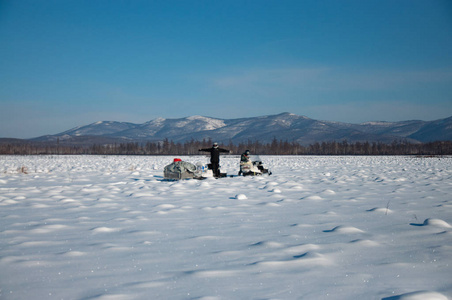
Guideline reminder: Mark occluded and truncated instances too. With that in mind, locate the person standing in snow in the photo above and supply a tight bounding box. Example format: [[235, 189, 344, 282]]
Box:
[[199, 143, 230, 177]]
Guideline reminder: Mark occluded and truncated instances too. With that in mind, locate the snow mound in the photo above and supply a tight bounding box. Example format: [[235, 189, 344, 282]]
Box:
[[252, 252, 333, 268], [250, 241, 285, 248], [155, 204, 176, 209], [61, 251, 86, 257], [410, 218, 452, 228], [349, 239, 380, 247], [422, 218, 452, 228], [303, 195, 323, 201], [283, 243, 321, 253], [322, 189, 336, 195], [324, 225, 365, 233], [190, 269, 241, 278], [382, 291, 448, 300], [91, 227, 121, 233], [367, 207, 393, 214]]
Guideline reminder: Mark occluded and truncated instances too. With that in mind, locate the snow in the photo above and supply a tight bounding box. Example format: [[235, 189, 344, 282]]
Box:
[[1, 155, 451, 300], [176, 116, 226, 131], [148, 118, 167, 125], [186, 116, 226, 128], [361, 121, 395, 126]]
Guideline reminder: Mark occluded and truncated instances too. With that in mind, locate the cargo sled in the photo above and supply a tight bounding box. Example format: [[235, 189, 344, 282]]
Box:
[[163, 159, 201, 180], [163, 159, 226, 180], [239, 159, 271, 176]]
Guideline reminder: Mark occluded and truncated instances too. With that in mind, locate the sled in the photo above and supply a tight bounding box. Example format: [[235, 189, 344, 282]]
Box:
[[163, 160, 202, 180], [163, 161, 227, 180]]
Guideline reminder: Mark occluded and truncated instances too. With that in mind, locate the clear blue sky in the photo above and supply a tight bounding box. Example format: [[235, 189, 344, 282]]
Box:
[[1, 0, 451, 138]]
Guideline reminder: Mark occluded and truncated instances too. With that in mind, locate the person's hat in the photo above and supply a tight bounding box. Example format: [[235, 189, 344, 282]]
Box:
[[245, 150, 250, 155], [173, 158, 182, 162]]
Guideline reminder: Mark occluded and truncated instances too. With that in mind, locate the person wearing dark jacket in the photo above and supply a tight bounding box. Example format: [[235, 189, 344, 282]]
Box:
[[239, 150, 251, 175], [199, 142, 230, 177], [241, 150, 250, 163]]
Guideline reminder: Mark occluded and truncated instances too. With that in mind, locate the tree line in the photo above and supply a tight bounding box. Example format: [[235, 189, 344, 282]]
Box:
[[1, 138, 451, 156]]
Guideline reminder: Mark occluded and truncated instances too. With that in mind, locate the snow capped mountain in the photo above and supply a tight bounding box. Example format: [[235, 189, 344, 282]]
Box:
[[60, 121, 138, 136], [186, 115, 227, 130], [109, 116, 228, 140], [31, 113, 452, 145]]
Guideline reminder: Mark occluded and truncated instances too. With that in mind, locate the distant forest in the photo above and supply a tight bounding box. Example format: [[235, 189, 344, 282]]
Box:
[[1, 138, 451, 156]]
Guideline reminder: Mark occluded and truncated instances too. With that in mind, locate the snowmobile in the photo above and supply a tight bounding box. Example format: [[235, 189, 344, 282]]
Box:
[[239, 158, 271, 176]]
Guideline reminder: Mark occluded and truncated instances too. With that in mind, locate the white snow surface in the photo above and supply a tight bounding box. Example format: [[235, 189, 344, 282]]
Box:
[[1, 155, 451, 300]]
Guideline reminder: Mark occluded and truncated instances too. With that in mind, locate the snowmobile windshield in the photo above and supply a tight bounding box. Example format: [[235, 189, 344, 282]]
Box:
[[250, 155, 263, 163]]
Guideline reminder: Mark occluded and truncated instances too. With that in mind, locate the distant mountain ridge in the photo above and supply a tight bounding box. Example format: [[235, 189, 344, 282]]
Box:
[[29, 113, 452, 146]]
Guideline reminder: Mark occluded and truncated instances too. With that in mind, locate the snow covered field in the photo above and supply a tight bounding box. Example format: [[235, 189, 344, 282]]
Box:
[[1, 155, 451, 300]]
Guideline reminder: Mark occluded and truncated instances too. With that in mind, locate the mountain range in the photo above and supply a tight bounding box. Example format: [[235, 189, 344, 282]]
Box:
[[26, 113, 452, 146]]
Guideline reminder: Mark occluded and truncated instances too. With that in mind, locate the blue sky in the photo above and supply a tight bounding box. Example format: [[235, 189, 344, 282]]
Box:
[[1, 0, 451, 138]]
